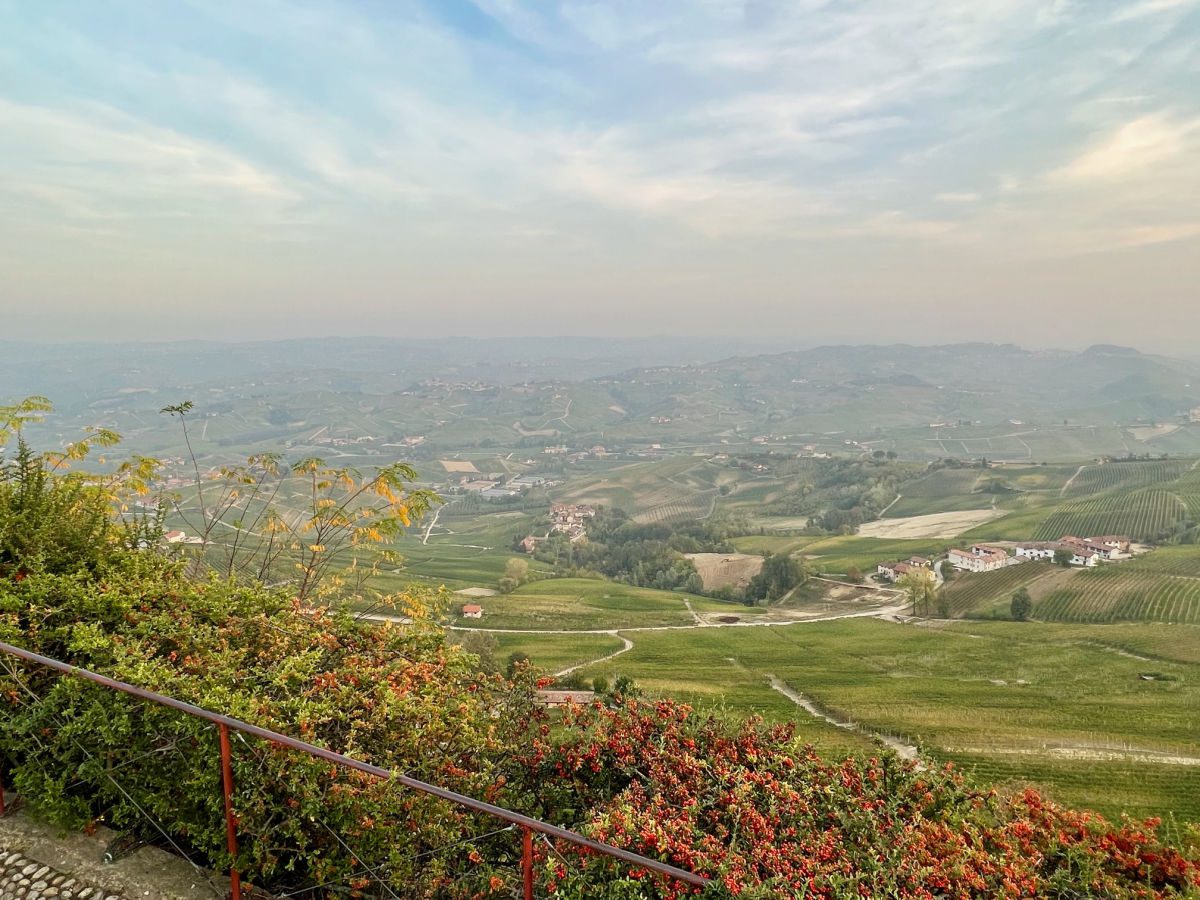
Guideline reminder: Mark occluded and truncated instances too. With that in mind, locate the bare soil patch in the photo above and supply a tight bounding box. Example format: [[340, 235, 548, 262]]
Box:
[[685, 552, 764, 590], [858, 508, 1005, 539]]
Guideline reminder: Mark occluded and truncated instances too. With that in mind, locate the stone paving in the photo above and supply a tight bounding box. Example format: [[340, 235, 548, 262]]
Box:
[[0, 849, 120, 900]]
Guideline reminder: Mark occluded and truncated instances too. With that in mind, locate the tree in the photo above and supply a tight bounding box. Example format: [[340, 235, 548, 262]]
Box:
[[845, 566, 864, 584], [504, 557, 530, 587], [1054, 547, 1074, 568], [745, 552, 808, 604], [159, 401, 436, 605], [1011, 587, 1033, 621], [898, 569, 938, 617]]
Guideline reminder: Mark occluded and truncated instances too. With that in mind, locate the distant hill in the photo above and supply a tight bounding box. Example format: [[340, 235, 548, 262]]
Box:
[[6, 339, 1200, 464]]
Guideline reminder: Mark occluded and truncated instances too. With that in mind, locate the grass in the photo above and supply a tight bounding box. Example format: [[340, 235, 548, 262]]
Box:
[[488, 632, 627, 674], [447, 577, 760, 630], [573, 617, 1200, 823], [799, 536, 954, 574], [885, 469, 994, 518]]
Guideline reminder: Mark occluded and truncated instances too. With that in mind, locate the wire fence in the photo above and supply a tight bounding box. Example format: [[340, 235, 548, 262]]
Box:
[[0, 640, 708, 900]]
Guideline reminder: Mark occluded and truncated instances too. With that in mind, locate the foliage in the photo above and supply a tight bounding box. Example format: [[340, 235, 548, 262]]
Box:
[[159, 401, 438, 604], [762, 458, 915, 532], [2, 428, 1199, 898], [531, 507, 720, 594], [0, 539, 538, 897], [517, 697, 1200, 898], [744, 552, 807, 604], [898, 568, 939, 617], [1011, 587, 1033, 621]]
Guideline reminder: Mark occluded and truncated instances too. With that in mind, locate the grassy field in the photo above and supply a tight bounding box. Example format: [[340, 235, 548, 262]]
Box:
[[574, 617, 1200, 823], [487, 632, 627, 674], [797, 535, 954, 574], [447, 577, 762, 630], [884, 468, 994, 517]]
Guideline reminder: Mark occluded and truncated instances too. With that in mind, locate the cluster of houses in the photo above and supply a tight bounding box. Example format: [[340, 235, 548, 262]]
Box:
[[1014, 535, 1131, 567], [440, 459, 560, 500], [947, 545, 1012, 573], [876, 556, 933, 582], [519, 502, 598, 553], [877, 534, 1133, 582], [549, 503, 595, 541]]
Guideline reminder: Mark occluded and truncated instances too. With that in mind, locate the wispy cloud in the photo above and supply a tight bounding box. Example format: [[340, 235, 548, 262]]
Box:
[[1053, 113, 1199, 181]]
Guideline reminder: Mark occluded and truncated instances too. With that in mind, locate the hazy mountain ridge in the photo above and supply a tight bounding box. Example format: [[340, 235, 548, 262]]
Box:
[[6, 339, 1200, 463]]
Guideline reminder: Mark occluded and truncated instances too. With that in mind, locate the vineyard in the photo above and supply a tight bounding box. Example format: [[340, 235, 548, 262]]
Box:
[[940, 563, 1064, 617], [884, 468, 993, 518], [632, 491, 717, 524], [1064, 459, 1194, 497], [1035, 566, 1200, 625], [1033, 488, 1187, 542]]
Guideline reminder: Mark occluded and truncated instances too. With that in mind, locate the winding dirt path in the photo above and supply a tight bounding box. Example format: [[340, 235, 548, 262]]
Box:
[[554, 635, 634, 677], [765, 674, 922, 763], [1060, 463, 1090, 497]]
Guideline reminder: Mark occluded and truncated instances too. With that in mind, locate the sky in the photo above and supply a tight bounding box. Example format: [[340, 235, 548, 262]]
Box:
[[1, 0, 1198, 351]]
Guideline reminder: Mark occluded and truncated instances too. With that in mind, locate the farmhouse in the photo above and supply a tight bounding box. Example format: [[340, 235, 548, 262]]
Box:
[[1015, 533, 1130, 566], [461, 604, 483, 619], [948, 547, 1009, 573], [970, 544, 1008, 558], [1089, 535, 1132, 554], [877, 561, 914, 582], [163, 530, 187, 544], [1061, 535, 1122, 560], [519, 535, 542, 553], [1015, 542, 1060, 561], [907, 556, 932, 568], [535, 689, 595, 707]]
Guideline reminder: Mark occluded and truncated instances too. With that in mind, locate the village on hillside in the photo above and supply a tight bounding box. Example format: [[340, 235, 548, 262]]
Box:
[[876, 534, 1135, 583]]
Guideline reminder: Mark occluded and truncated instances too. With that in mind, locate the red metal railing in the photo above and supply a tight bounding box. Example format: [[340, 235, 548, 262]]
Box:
[[0, 640, 708, 899]]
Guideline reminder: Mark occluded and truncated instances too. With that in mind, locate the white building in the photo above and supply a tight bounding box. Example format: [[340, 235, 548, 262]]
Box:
[[948, 547, 1008, 573], [1015, 542, 1060, 561]]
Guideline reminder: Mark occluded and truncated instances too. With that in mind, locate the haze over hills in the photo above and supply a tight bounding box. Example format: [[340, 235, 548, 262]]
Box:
[[8, 338, 1200, 464]]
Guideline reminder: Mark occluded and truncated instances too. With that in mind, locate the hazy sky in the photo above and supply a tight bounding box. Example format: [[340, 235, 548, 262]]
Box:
[[2, 1, 1198, 350]]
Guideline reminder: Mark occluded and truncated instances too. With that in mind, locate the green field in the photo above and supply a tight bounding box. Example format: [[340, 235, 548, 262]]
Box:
[[798, 535, 953, 574], [447, 577, 761, 630], [884, 468, 994, 517], [487, 632, 627, 674], [574, 618, 1200, 823]]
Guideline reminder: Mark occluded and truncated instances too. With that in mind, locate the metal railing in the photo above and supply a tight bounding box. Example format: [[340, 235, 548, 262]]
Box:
[[0, 640, 709, 899]]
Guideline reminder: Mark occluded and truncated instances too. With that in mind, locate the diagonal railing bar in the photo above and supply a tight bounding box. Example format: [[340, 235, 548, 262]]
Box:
[[0, 640, 710, 895]]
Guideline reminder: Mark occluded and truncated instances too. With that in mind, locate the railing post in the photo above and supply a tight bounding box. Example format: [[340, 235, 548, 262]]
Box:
[[218, 723, 242, 900], [0, 770, 6, 817], [522, 826, 534, 900]]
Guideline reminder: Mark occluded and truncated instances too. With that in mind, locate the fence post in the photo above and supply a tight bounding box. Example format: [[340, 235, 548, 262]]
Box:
[[218, 724, 243, 900], [522, 826, 534, 900], [0, 770, 6, 817]]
